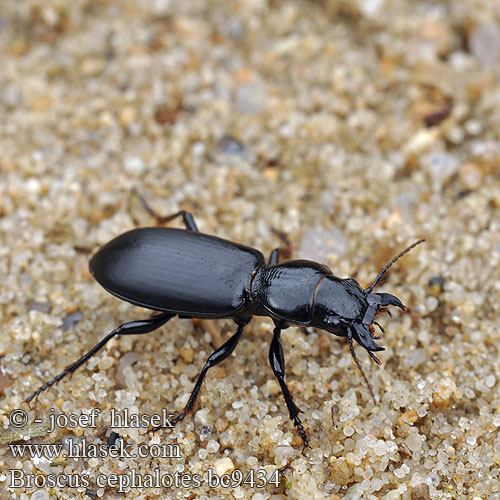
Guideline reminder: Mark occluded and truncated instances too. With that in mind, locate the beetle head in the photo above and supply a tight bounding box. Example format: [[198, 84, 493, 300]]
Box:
[[312, 275, 366, 334], [313, 276, 404, 354], [313, 239, 424, 403]]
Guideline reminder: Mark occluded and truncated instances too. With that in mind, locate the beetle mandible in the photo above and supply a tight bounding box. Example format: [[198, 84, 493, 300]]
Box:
[[26, 207, 424, 448]]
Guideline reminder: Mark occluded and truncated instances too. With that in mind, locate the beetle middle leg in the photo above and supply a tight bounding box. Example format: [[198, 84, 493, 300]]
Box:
[[155, 318, 250, 431], [132, 188, 198, 231], [25, 312, 174, 405], [269, 228, 293, 263], [269, 321, 310, 449], [268, 248, 281, 265]]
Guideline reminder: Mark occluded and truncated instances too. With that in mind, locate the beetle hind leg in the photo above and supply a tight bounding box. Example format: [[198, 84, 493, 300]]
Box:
[[25, 312, 174, 406], [269, 322, 310, 449]]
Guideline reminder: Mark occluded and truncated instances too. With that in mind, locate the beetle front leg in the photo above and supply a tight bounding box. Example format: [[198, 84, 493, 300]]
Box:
[[25, 312, 174, 405], [269, 322, 310, 449], [157, 319, 249, 430]]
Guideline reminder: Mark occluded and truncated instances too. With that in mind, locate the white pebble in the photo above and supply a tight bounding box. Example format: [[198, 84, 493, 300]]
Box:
[[252, 494, 266, 500], [124, 156, 147, 175], [235, 84, 266, 114], [374, 440, 387, 456], [427, 471, 440, 486], [26, 178, 41, 194], [371, 477, 383, 490], [206, 439, 220, 453], [467, 436, 477, 446], [394, 463, 410, 478], [421, 151, 460, 189], [470, 23, 500, 68], [343, 425, 355, 437], [213, 457, 235, 475], [31, 492, 49, 500], [360, 0, 385, 17], [294, 461, 307, 474]]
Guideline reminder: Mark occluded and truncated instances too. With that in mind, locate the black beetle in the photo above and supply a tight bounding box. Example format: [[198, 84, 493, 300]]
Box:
[[26, 208, 424, 448]]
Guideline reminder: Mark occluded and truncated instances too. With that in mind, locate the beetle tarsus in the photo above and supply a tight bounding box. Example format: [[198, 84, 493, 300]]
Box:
[[151, 412, 186, 434], [170, 413, 186, 427], [293, 416, 310, 450]]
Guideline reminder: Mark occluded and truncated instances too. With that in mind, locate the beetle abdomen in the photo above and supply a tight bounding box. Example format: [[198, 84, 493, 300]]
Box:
[[89, 227, 264, 316]]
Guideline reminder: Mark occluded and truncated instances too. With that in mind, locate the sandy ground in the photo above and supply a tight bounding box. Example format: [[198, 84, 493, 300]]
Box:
[[1, 1, 500, 499]]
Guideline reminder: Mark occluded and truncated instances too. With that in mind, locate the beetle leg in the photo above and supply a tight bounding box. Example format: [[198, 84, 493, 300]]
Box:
[[132, 188, 199, 231], [269, 323, 310, 450], [25, 312, 174, 405], [159, 319, 249, 430], [158, 210, 198, 232], [271, 227, 293, 261], [268, 248, 280, 264]]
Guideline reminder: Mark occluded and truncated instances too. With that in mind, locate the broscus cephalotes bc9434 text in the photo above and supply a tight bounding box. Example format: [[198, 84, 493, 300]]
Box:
[[26, 209, 424, 448]]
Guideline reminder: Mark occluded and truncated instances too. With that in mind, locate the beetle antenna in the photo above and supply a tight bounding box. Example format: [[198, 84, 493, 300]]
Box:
[[365, 239, 425, 293], [348, 331, 377, 405]]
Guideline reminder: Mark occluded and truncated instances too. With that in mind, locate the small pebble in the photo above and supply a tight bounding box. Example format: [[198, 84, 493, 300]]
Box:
[[62, 311, 83, 331], [30, 492, 49, 500], [330, 458, 352, 485], [411, 483, 431, 500], [179, 343, 194, 363], [213, 457, 234, 475], [206, 439, 220, 453], [469, 23, 500, 68]]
